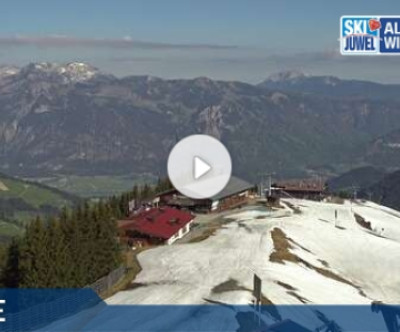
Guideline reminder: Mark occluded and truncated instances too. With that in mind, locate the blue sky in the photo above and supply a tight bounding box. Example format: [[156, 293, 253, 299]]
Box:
[[2, 0, 400, 82]]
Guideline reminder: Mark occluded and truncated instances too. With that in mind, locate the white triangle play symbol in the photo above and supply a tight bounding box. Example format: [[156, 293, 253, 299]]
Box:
[[193, 156, 212, 180]]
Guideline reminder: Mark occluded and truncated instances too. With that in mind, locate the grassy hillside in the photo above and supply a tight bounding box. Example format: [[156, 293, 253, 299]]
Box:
[[328, 166, 387, 193], [330, 168, 400, 211], [362, 170, 400, 210], [0, 173, 81, 241], [31, 173, 156, 198]]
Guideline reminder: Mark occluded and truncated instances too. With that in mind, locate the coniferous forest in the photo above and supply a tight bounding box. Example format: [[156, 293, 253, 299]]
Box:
[[0, 178, 173, 288]]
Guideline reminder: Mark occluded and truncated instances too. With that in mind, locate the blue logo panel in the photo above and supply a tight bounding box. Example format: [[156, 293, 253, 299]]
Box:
[[380, 17, 400, 53]]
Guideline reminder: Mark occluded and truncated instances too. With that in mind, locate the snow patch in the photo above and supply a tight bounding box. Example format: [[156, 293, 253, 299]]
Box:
[[0, 66, 20, 78]]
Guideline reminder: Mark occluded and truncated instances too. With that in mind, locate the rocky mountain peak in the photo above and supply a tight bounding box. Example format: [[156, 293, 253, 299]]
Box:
[[16, 62, 99, 83], [57, 62, 99, 82], [266, 70, 308, 83]]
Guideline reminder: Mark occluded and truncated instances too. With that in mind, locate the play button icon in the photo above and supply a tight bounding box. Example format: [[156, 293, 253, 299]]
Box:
[[193, 156, 211, 180], [167, 135, 232, 199]]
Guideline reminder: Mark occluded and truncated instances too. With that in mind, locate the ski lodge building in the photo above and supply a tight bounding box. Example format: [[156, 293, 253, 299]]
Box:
[[154, 176, 256, 213], [271, 179, 326, 200], [118, 207, 195, 246]]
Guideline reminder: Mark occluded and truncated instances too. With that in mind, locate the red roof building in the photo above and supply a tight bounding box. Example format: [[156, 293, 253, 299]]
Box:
[[118, 207, 195, 246]]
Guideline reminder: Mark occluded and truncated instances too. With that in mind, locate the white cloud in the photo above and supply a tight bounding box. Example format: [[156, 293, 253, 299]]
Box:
[[0, 35, 238, 50]]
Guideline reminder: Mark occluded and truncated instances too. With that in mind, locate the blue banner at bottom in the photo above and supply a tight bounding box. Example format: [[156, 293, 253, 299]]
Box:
[[0, 289, 398, 332]]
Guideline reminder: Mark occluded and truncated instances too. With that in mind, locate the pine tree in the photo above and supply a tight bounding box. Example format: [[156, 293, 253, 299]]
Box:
[[19, 217, 49, 288], [92, 202, 121, 279], [59, 206, 80, 287], [1, 238, 21, 288], [67, 205, 87, 287], [75, 202, 96, 286], [141, 184, 152, 200], [154, 177, 173, 193], [101, 203, 121, 272], [156, 177, 162, 191], [119, 193, 130, 217], [132, 185, 139, 200], [109, 196, 121, 218], [46, 218, 72, 287], [59, 206, 69, 224]]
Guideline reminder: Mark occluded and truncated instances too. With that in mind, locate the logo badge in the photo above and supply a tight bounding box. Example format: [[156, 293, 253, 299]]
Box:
[[341, 16, 400, 55], [341, 16, 379, 55]]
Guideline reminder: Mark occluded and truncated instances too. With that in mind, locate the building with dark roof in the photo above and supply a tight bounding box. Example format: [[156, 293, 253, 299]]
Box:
[[271, 178, 326, 200], [118, 207, 195, 246], [156, 176, 256, 213]]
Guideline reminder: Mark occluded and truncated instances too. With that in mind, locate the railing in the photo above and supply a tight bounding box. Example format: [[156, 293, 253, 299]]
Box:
[[1, 266, 127, 332], [89, 266, 126, 295]]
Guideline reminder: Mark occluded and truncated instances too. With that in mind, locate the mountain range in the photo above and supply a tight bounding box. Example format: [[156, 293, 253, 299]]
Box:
[[0, 63, 399, 185], [327, 166, 387, 193], [363, 170, 400, 210], [328, 166, 400, 211], [259, 71, 400, 102]]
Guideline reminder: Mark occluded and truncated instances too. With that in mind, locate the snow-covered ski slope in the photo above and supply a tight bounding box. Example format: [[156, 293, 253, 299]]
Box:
[[108, 199, 400, 306], [38, 199, 400, 332]]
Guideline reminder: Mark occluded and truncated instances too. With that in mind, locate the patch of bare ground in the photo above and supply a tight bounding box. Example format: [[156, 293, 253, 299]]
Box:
[[126, 282, 147, 290], [211, 279, 281, 321], [276, 281, 309, 303], [188, 217, 236, 243], [188, 226, 220, 243], [276, 281, 297, 291], [287, 291, 309, 303], [270, 228, 367, 298], [125, 280, 178, 290], [272, 214, 290, 219], [269, 228, 299, 264], [212, 279, 250, 294], [288, 238, 313, 253], [318, 259, 329, 268], [326, 197, 345, 204], [285, 202, 302, 214], [238, 222, 253, 232], [354, 213, 372, 230]]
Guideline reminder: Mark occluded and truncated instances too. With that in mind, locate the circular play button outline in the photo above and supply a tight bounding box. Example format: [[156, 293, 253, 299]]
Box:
[[167, 134, 232, 199]]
